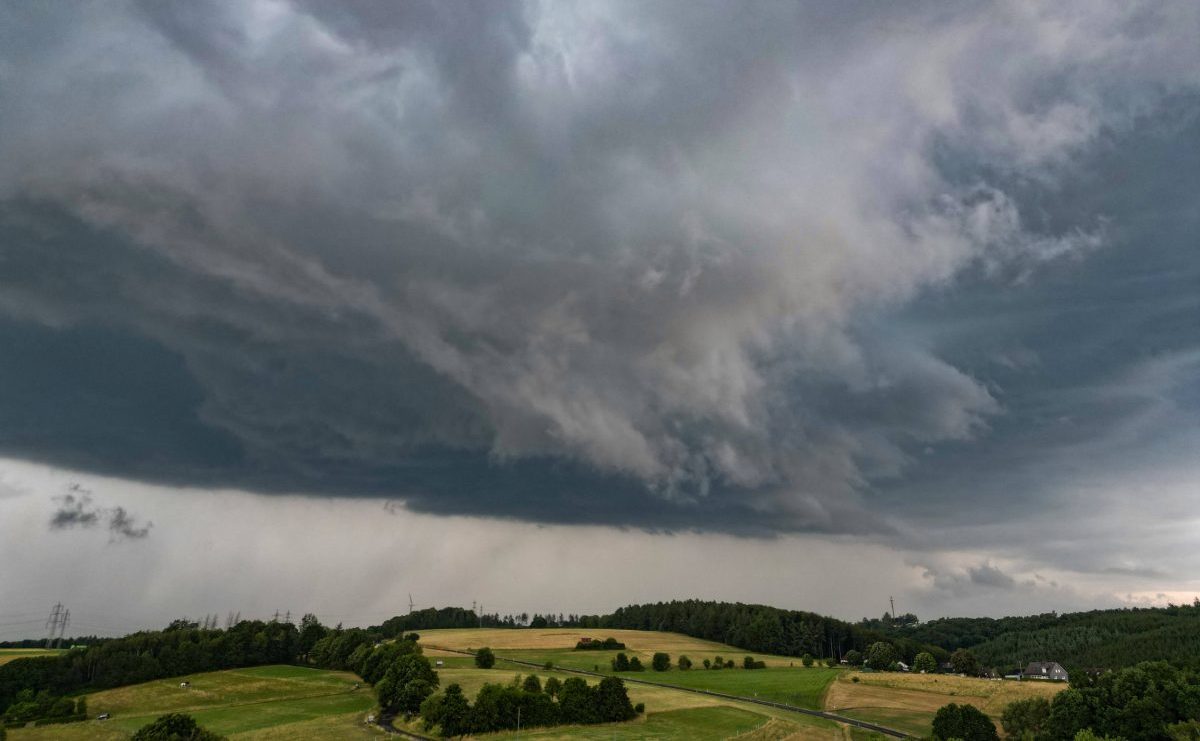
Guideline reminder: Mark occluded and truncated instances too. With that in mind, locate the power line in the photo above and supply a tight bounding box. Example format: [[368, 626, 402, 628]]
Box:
[[44, 603, 64, 649]]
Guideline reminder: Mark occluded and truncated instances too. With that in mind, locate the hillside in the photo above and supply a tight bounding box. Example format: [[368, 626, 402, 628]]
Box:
[[5, 665, 376, 740], [868, 601, 1200, 671]]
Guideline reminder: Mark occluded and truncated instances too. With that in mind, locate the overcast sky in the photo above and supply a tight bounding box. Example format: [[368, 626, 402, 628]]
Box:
[[1, 1, 1198, 637]]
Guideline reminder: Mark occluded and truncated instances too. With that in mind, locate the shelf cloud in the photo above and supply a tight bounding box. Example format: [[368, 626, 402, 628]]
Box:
[[0, 0, 1197, 553]]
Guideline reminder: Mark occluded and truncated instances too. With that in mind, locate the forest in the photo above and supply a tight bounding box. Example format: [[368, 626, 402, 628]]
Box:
[[863, 600, 1200, 672]]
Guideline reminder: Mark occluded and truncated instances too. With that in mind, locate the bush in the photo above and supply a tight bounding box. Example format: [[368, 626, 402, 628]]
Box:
[[628, 657, 644, 671], [801, 653, 814, 667], [131, 713, 225, 740], [611, 653, 630, 672], [474, 647, 496, 669], [576, 638, 626, 650], [825, 657, 837, 668], [1167, 721, 1200, 741], [677, 655, 692, 670], [931, 703, 998, 741], [844, 649, 863, 666], [33, 714, 86, 726], [651, 653, 671, 671], [634, 702, 645, 714], [1001, 697, 1050, 739], [702, 658, 712, 669], [742, 656, 766, 669]]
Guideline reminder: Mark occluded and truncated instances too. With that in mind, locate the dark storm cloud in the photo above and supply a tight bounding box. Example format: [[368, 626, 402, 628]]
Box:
[[1, 1, 1198, 539], [48, 485, 152, 541]]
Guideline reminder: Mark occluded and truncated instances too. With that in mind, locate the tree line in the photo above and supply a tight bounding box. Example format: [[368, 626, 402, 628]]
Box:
[[0, 619, 301, 720], [421, 674, 638, 737], [865, 600, 1200, 673]]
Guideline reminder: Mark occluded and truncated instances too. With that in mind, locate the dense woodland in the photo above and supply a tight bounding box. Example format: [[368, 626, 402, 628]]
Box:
[[599, 600, 945, 663], [865, 600, 1200, 672]]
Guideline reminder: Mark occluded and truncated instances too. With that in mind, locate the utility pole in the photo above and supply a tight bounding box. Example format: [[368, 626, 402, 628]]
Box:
[[45, 603, 64, 649], [56, 609, 71, 649], [478, 604, 483, 628]]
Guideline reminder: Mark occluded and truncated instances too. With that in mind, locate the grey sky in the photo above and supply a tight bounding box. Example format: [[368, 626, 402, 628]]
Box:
[[0, 1, 1198, 630]]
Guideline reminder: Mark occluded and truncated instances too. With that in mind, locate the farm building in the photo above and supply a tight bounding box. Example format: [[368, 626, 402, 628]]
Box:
[[1022, 661, 1068, 681]]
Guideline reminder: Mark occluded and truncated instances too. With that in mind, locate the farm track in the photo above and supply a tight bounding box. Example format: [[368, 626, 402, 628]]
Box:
[[427, 645, 912, 738]]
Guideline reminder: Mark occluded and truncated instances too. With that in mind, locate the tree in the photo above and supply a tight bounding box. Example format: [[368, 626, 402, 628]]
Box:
[[702, 658, 712, 669], [652, 652, 671, 671], [1001, 697, 1050, 739], [522, 674, 542, 693], [913, 652, 938, 674], [594, 676, 636, 722], [421, 684, 470, 738], [543, 676, 562, 698], [865, 642, 898, 670], [530, 615, 548, 628], [298, 614, 327, 657], [712, 656, 724, 668], [628, 657, 644, 671], [801, 653, 814, 667], [825, 657, 837, 668], [611, 653, 630, 672], [377, 654, 439, 716], [844, 649, 863, 667], [931, 703, 999, 741], [131, 713, 225, 741], [557, 677, 597, 724], [677, 655, 692, 670], [950, 648, 980, 676], [1167, 720, 1200, 741], [474, 647, 495, 669]]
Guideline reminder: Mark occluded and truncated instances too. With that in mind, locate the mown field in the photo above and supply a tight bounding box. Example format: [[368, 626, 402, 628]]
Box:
[[407, 629, 846, 739], [0, 649, 63, 667], [417, 627, 1066, 739], [824, 671, 1065, 737], [6, 665, 380, 740]]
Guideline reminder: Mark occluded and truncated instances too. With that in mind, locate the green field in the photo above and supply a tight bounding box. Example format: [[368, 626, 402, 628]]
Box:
[[410, 628, 846, 739], [6, 665, 381, 740], [0, 649, 63, 667], [620, 666, 839, 709], [3, 628, 1059, 739]]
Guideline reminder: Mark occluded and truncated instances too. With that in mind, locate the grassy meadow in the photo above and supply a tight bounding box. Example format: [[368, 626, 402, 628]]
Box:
[[404, 629, 846, 739], [0, 649, 63, 667], [2, 629, 1068, 739], [824, 671, 1066, 737], [6, 665, 380, 741]]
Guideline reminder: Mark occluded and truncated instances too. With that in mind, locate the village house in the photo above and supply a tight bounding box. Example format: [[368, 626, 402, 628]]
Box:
[[1022, 661, 1069, 681]]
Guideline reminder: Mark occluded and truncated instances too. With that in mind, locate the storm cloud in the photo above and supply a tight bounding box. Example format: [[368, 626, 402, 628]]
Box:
[[0, 0, 1198, 542], [48, 484, 152, 541]]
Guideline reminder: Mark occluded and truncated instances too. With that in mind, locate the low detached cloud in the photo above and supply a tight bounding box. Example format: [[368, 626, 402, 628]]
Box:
[[49, 485, 152, 542], [0, 1, 1196, 538]]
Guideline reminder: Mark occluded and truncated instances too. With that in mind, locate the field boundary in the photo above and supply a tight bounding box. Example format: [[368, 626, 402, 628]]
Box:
[[427, 645, 911, 738]]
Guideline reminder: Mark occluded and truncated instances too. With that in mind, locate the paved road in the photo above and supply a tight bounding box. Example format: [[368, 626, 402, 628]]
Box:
[[427, 645, 911, 738]]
